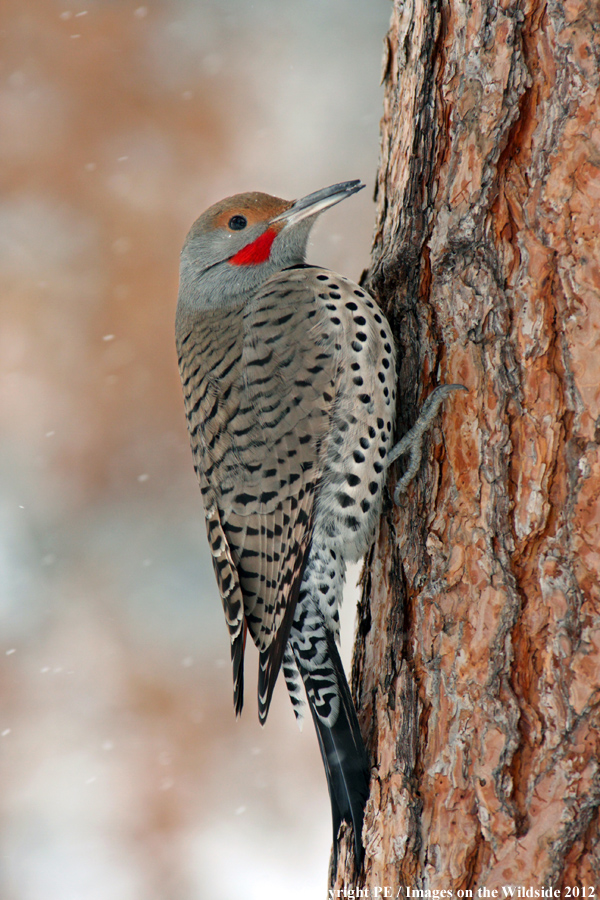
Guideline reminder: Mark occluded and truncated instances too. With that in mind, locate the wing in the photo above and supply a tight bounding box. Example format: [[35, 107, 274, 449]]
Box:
[[177, 268, 340, 720], [177, 308, 249, 713]]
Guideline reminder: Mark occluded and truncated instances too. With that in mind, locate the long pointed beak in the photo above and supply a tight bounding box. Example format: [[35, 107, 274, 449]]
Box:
[[271, 180, 365, 228]]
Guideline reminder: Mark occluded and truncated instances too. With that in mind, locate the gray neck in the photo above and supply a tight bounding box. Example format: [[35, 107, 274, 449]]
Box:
[[177, 254, 282, 318]]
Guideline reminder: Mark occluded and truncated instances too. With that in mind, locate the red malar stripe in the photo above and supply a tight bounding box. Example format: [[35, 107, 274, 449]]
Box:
[[229, 228, 277, 266]]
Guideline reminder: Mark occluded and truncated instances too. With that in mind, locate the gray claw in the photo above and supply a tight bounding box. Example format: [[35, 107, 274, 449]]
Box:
[[388, 384, 467, 503]]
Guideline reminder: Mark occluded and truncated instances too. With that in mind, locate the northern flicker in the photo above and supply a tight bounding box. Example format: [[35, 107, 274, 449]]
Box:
[[175, 180, 464, 865]]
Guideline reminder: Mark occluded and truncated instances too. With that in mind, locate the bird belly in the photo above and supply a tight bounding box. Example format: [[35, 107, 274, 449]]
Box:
[[311, 276, 397, 563]]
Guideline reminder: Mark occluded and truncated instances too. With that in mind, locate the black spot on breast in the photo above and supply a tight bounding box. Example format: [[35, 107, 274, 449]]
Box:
[[368, 481, 378, 495], [337, 492, 355, 508], [353, 450, 365, 463], [346, 473, 360, 486]]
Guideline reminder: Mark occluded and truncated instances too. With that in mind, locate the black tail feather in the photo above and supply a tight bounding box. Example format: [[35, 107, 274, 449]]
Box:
[[231, 621, 246, 716], [304, 633, 370, 868]]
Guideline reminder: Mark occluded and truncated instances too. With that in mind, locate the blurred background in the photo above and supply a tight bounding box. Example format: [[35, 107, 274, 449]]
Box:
[[0, 1, 390, 897]]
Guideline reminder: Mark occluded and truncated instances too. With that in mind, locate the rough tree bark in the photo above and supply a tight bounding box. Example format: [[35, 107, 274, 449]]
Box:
[[334, 0, 600, 892]]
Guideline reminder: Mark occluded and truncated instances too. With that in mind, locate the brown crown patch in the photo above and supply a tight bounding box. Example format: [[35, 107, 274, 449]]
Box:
[[206, 192, 292, 232]]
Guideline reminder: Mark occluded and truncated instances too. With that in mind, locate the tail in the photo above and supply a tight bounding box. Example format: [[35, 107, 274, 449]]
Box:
[[289, 627, 370, 867]]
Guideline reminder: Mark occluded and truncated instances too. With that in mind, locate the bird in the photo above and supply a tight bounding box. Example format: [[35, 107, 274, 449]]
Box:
[[175, 179, 464, 866]]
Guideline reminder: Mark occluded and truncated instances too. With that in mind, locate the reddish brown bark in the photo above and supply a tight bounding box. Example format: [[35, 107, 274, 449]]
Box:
[[335, 0, 600, 892]]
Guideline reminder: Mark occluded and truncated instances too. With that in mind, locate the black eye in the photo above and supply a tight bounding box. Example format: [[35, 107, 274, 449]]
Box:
[[228, 215, 247, 231]]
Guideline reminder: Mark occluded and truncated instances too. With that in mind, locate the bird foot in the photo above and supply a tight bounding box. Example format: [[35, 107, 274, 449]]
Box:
[[388, 384, 468, 503]]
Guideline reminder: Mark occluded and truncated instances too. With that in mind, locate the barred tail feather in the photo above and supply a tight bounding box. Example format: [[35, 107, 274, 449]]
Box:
[[303, 632, 370, 867]]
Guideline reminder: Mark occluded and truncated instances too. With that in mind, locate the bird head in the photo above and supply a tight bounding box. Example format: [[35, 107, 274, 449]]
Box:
[[177, 180, 364, 312]]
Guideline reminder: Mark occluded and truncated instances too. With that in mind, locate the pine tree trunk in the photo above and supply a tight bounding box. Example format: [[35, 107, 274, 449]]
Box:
[[334, 0, 600, 891]]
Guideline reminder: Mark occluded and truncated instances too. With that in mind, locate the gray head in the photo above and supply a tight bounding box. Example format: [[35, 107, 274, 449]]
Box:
[[176, 180, 365, 319]]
